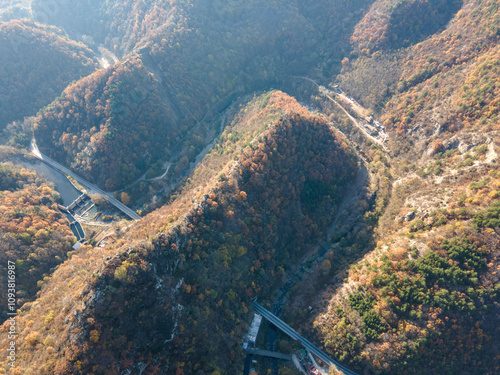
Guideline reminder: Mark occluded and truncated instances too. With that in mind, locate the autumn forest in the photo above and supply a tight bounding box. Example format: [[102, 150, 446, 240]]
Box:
[[0, 0, 499, 375]]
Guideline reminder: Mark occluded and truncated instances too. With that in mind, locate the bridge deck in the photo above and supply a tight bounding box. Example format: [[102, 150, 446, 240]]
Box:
[[246, 348, 291, 361], [31, 139, 140, 220], [253, 301, 358, 375]]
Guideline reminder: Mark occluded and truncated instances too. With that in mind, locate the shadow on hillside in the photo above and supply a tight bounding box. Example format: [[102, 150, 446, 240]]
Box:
[[278, 158, 376, 329], [385, 0, 464, 50]]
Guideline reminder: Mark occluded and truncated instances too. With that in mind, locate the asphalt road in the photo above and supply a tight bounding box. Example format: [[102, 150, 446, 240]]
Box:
[[31, 139, 140, 220], [253, 301, 358, 375]]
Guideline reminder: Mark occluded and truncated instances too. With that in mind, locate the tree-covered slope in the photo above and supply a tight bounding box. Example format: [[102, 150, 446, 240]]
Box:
[[0, 163, 76, 323], [299, 1, 500, 374], [32, 0, 179, 55], [0, 92, 358, 374], [0, 19, 97, 129], [1, 1, 499, 374], [339, 0, 500, 138], [312, 160, 500, 374], [351, 0, 463, 54], [31, 0, 374, 192], [32, 0, 373, 64], [33, 56, 209, 191]]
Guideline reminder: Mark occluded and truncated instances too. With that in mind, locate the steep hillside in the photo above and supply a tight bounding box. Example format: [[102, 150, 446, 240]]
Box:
[[32, 0, 178, 54], [28, 0, 374, 193], [293, 1, 500, 374], [32, 0, 373, 63], [33, 56, 209, 191], [312, 157, 500, 374], [339, 0, 500, 138], [0, 92, 358, 374], [1, 0, 500, 374], [0, 163, 76, 323], [0, 19, 97, 129], [351, 0, 463, 54]]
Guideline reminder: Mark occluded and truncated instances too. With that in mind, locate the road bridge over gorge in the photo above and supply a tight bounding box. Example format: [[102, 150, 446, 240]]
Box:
[[246, 348, 292, 361], [30, 139, 141, 221], [253, 301, 358, 375]]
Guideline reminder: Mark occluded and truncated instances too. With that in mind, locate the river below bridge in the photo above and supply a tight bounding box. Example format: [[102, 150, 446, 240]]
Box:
[[12, 158, 82, 206]]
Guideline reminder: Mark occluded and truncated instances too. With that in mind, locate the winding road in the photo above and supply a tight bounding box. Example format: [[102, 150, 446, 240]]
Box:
[[294, 76, 390, 153], [30, 139, 141, 221], [253, 302, 358, 375]]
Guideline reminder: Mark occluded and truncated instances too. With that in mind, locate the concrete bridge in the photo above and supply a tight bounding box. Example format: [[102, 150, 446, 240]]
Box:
[[246, 348, 291, 361], [253, 301, 358, 375], [31, 139, 140, 221]]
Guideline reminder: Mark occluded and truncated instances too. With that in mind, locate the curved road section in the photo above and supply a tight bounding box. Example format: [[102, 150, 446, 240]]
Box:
[[293, 76, 390, 154], [253, 301, 358, 375], [30, 139, 140, 221]]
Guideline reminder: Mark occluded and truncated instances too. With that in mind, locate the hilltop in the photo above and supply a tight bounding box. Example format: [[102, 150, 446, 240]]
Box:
[[33, 56, 209, 191], [0, 0, 499, 374], [0, 92, 359, 374]]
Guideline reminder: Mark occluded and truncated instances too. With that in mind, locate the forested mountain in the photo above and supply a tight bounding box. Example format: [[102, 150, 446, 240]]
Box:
[[0, 0, 499, 374], [350, 0, 464, 54], [0, 19, 97, 129], [34, 56, 208, 191], [32, 0, 178, 54], [339, 0, 500, 130], [32, 0, 373, 62], [0, 92, 358, 374], [32, 0, 373, 190], [299, 1, 500, 373]]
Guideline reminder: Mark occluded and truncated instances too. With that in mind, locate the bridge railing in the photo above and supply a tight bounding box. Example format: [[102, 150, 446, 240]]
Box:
[[253, 301, 358, 375]]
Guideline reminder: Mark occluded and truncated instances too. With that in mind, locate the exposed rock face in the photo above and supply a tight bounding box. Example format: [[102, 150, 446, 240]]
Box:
[[405, 211, 416, 222]]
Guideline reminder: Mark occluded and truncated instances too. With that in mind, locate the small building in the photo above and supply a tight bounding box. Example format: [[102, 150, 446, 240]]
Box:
[[72, 242, 82, 250], [243, 314, 263, 347]]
